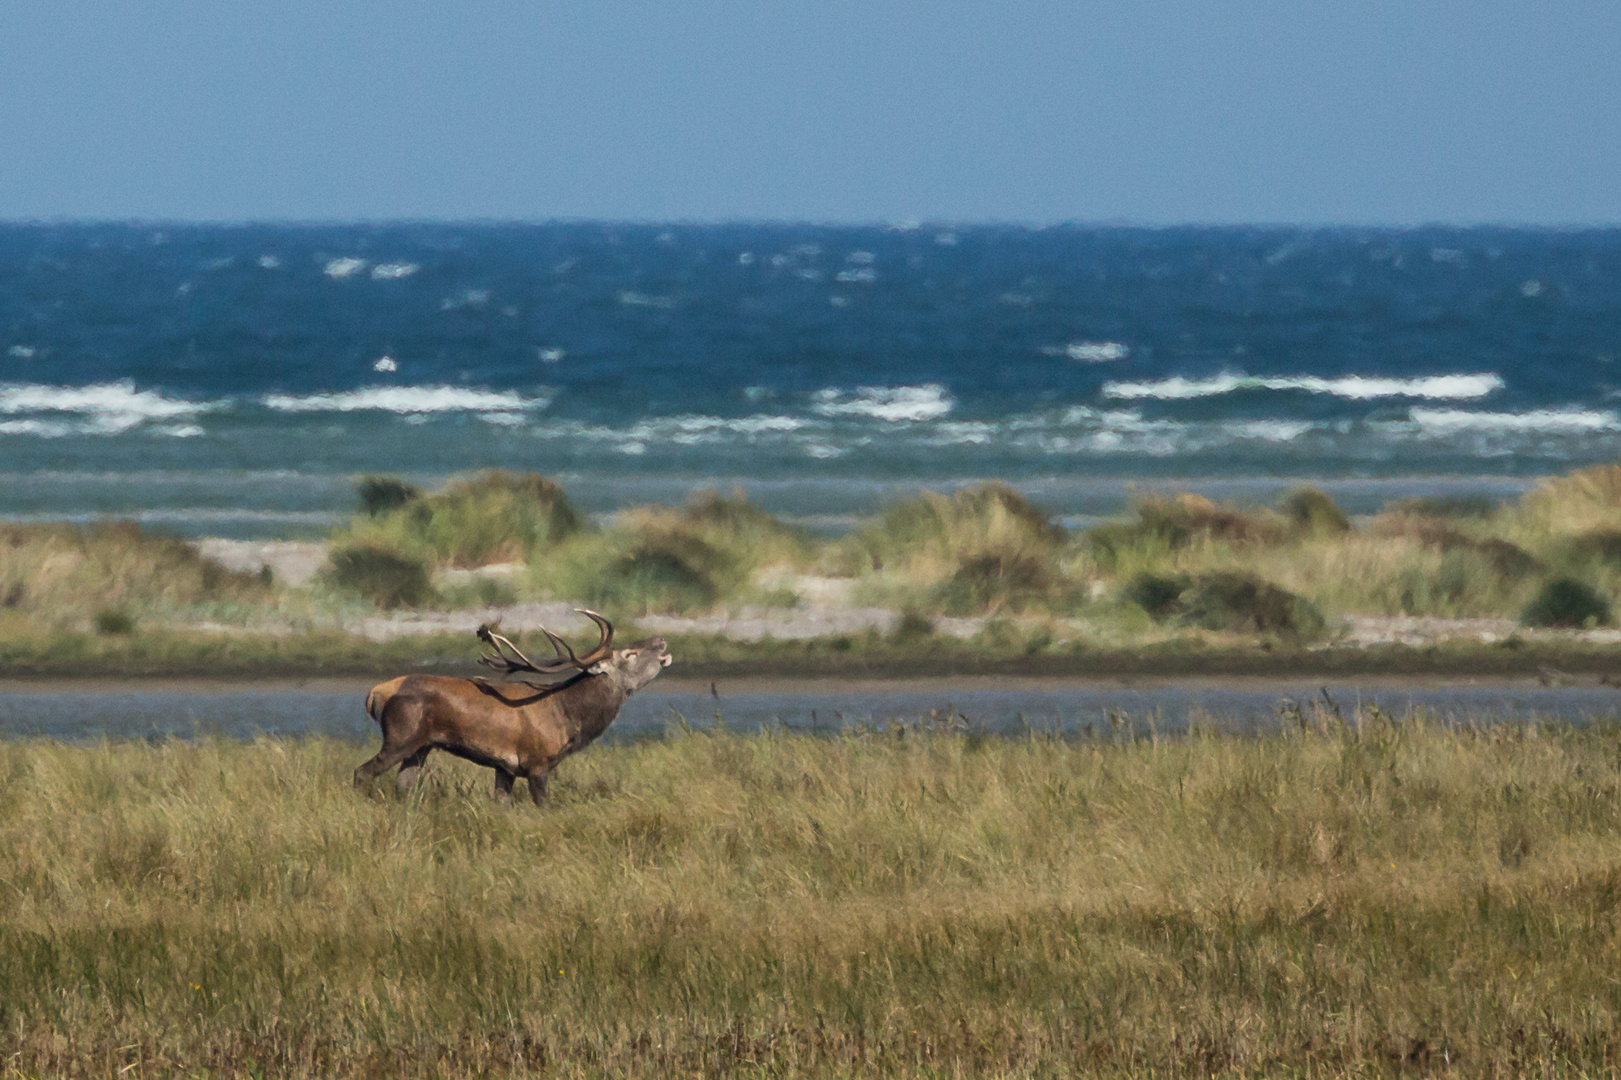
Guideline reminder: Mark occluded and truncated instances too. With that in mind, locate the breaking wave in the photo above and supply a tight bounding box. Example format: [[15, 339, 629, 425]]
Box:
[[812, 385, 954, 422], [0, 381, 215, 435], [1409, 407, 1620, 434], [262, 386, 551, 414], [1103, 372, 1504, 401]]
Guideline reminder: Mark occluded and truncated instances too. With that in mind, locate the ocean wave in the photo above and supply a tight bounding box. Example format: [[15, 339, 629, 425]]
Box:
[[0, 381, 214, 434], [1409, 408, 1620, 435], [323, 257, 366, 279], [1066, 341, 1129, 363], [1102, 372, 1504, 401], [812, 385, 953, 422], [262, 386, 551, 414], [370, 262, 419, 280]]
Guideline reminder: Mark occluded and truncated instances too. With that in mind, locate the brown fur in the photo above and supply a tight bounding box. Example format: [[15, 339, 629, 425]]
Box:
[[354, 636, 672, 805]]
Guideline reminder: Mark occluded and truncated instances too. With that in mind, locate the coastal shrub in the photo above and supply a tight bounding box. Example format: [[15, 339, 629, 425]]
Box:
[[1179, 573, 1327, 639], [1279, 487, 1350, 535], [537, 493, 808, 614], [335, 471, 581, 568], [1521, 578, 1612, 629], [1557, 529, 1621, 568], [0, 520, 267, 627], [323, 542, 435, 609], [843, 484, 1069, 613], [1389, 494, 1500, 519], [356, 475, 422, 516], [1085, 494, 1287, 571], [1516, 464, 1621, 537], [92, 608, 134, 635], [1126, 571, 1190, 620]]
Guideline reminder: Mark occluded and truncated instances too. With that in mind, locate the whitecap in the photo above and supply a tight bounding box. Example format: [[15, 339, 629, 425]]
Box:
[[1102, 371, 1504, 401], [538, 348, 564, 363], [1065, 341, 1129, 363], [0, 419, 72, 437], [804, 443, 849, 459], [0, 381, 213, 435], [153, 424, 205, 438], [373, 356, 398, 373], [7, 345, 36, 359], [262, 386, 549, 414], [441, 289, 491, 310], [829, 296, 850, 308], [738, 252, 755, 265], [616, 441, 647, 455], [370, 262, 419, 280], [258, 255, 281, 269], [617, 291, 676, 309], [835, 268, 876, 284], [1220, 420, 1314, 442], [323, 257, 367, 279], [812, 385, 954, 423], [846, 251, 876, 264], [1410, 407, 1619, 435], [935, 232, 958, 246], [479, 412, 527, 427], [1521, 280, 1544, 297]]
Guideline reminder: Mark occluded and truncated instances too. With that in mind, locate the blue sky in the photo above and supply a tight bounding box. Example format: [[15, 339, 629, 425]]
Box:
[[2, 1, 1617, 223]]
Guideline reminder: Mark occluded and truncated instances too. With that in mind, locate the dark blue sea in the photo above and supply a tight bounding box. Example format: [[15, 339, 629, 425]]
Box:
[[3, 223, 1618, 536]]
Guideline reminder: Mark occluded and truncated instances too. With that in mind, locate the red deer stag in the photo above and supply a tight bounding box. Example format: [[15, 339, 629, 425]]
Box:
[[355, 610, 672, 805]]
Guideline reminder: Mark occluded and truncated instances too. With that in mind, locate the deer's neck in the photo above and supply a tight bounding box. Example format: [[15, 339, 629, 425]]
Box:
[[557, 674, 629, 748]]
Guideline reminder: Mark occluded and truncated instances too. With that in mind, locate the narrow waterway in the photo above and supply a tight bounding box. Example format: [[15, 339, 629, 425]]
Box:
[[3, 681, 1620, 742]]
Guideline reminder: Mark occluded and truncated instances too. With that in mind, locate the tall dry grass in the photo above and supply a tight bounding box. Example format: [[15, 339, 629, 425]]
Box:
[[7, 715, 1621, 1076], [0, 520, 268, 630]]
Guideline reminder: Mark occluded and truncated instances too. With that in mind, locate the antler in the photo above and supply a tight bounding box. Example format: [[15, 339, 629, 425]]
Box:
[[475, 610, 614, 678]]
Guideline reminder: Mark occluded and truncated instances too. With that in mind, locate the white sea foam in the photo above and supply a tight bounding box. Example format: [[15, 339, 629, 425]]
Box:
[[257, 255, 281, 269], [617, 291, 676, 309], [441, 289, 490, 310], [738, 252, 755, 265], [846, 251, 876, 264], [262, 386, 550, 414], [812, 385, 954, 423], [538, 348, 564, 363], [1103, 371, 1504, 401], [835, 268, 876, 283], [1066, 341, 1129, 363], [1410, 408, 1619, 435], [370, 262, 419, 280], [372, 356, 397, 373], [153, 424, 205, 438], [323, 257, 366, 279], [7, 346, 35, 358], [0, 381, 212, 435], [1221, 420, 1314, 442], [0, 419, 72, 437]]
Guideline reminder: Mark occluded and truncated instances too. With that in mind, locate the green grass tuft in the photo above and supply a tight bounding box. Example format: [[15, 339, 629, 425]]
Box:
[[336, 471, 581, 569], [323, 542, 436, 609]]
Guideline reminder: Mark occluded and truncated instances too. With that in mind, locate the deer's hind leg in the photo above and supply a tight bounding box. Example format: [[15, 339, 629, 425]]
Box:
[[353, 740, 426, 790], [395, 748, 431, 794], [492, 769, 516, 801]]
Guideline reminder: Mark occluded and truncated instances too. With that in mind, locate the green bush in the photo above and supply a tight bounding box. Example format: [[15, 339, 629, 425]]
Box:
[[1126, 572, 1191, 620], [1521, 578, 1612, 629], [356, 475, 422, 516], [1179, 573, 1327, 639], [324, 543, 435, 609], [844, 484, 1068, 613], [1085, 494, 1286, 571], [93, 608, 134, 635], [336, 471, 580, 569], [1279, 487, 1350, 535]]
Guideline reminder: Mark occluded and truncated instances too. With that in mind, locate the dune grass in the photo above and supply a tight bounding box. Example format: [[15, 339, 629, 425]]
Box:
[[7, 714, 1621, 1076], [0, 520, 269, 631], [534, 490, 815, 615]]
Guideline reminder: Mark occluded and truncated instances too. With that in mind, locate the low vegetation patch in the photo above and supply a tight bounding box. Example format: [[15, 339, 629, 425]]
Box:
[[1521, 576, 1613, 628], [0, 520, 266, 629], [6, 717, 1621, 1077], [536, 491, 812, 615], [322, 542, 435, 609]]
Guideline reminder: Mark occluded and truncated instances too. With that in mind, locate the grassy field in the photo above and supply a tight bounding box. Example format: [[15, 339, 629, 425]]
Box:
[[7, 714, 1621, 1076]]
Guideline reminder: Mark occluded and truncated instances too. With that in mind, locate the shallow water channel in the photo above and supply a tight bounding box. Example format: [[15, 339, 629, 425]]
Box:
[[3, 682, 1621, 742]]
